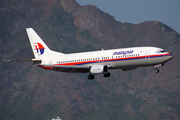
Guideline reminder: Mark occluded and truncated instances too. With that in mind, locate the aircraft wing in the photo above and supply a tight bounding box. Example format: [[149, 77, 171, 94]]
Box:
[[39, 64, 91, 73]]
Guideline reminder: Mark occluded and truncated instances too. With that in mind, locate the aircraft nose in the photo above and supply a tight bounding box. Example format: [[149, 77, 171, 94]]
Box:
[[168, 53, 173, 60]]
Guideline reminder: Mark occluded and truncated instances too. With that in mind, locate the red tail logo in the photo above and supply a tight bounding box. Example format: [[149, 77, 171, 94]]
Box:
[[33, 43, 45, 55]]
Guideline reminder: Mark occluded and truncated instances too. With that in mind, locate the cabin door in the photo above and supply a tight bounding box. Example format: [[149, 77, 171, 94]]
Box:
[[145, 50, 150, 58]]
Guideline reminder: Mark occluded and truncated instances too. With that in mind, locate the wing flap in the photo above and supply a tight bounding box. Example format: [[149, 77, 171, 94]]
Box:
[[40, 65, 90, 73]]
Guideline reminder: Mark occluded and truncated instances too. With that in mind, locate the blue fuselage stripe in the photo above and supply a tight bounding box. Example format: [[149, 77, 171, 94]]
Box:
[[75, 54, 171, 65]]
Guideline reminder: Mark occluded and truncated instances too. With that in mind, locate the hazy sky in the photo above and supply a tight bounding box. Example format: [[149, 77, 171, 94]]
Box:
[[76, 0, 180, 34]]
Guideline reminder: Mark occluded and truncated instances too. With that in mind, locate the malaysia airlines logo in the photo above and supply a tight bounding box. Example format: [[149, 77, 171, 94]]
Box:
[[33, 43, 45, 55], [113, 50, 134, 56]]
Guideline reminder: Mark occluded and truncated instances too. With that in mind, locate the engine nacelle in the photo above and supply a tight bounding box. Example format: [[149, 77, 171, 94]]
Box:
[[90, 65, 108, 75]]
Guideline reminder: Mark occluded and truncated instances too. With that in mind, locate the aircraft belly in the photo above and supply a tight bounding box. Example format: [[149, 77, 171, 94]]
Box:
[[112, 56, 170, 69], [49, 55, 172, 73], [54, 67, 89, 73]]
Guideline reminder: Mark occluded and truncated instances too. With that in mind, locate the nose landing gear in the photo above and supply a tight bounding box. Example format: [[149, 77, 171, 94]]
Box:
[[155, 68, 159, 73], [154, 64, 164, 73]]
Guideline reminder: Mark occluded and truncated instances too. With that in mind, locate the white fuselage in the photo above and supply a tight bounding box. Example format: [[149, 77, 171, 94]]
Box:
[[26, 28, 172, 79], [41, 46, 172, 70]]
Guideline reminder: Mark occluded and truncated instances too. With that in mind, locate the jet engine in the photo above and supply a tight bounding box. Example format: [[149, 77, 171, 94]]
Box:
[[90, 65, 108, 75]]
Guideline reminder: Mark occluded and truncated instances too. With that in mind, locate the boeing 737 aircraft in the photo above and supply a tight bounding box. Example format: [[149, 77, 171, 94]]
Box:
[[9, 28, 172, 80]]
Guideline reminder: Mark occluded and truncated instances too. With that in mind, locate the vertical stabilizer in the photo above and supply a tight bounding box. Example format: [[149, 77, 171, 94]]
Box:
[[26, 28, 51, 59], [26, 28, 64, 60]]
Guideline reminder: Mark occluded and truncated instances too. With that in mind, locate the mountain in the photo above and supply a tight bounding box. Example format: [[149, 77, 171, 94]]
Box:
[[0, 0, 180, 119]]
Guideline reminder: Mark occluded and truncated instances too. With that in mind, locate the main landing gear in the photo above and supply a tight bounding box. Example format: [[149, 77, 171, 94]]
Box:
[[87, 72, 111, 80], [87, 74, 95, 80], [104, 72, 111, 77]]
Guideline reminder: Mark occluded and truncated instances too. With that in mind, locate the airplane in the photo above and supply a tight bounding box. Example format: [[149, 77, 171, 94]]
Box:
[[8, 28, 173, 80]]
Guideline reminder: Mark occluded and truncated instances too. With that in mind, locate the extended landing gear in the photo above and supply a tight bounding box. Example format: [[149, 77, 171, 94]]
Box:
[[88, 74, 95, 80], [155, 68, 159, 73], [154, 64, 164, 73], [87, 72, 111, 80], [104, 72, 111, 77]]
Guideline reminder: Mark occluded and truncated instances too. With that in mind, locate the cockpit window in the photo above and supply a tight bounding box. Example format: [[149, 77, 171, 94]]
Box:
[[155, 49, 165, 53], [160, 49, 165, 53]]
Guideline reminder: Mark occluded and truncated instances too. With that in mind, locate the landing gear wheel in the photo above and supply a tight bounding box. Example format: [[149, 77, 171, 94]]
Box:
[[155, 68, 159, 73], [104, 72, 111, 77], [88, 75, 95, 80]]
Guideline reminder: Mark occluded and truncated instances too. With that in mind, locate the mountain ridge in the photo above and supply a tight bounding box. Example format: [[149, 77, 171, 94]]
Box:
[[0, 0, 180, 119]]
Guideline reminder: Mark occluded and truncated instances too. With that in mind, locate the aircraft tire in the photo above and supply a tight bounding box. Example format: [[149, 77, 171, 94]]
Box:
[[155, 68, 159, 73], [104, 72, 111, 77], [88, 75, 95, 80]]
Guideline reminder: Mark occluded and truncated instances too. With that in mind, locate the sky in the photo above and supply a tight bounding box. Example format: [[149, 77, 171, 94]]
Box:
[[76, 0, 180, 34]]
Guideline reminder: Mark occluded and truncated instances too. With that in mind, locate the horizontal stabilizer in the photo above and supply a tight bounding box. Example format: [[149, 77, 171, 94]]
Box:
[[5, 59, 41, 62], [4, 59, 42, 65]]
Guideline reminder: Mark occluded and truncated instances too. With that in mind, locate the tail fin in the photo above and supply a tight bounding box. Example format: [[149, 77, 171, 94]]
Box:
[[26, 28, 64, 59]]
